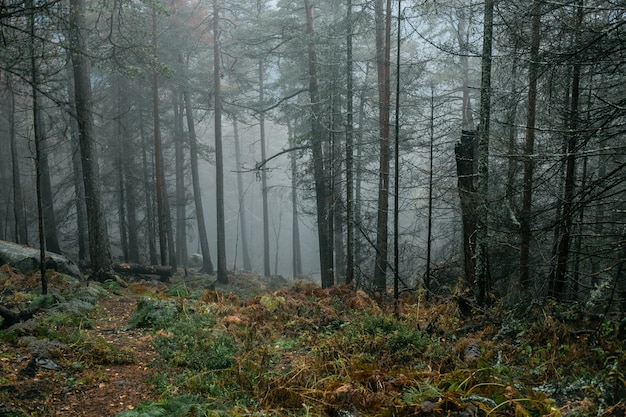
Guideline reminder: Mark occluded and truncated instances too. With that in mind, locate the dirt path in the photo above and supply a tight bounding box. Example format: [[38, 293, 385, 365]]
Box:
[[0, 293, 162, 417], [45, 294, 160, 417]]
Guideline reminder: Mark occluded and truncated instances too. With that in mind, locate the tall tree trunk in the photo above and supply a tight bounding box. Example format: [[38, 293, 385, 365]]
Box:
[[69, 0, 113, 280], [162, 159, 177, 271], [174, 92, 188, 268], [181, 87, 213, 274], [455, 130, 477, 288], [259, 59, 271, 277], [29, 0, 47, 293], [331, 71, 345, 280], [140, 110, 158, 265], [213, 0, 228, 284], [287, 120, 302, 279], [373, 0, 392, 293], [303, 0, 333, 288], [552, 0, 584, 301], [117, 153, 129, 262], [116, 79, 129, 262], [505, 40, 520, 216], [354, 62, 369, 285], [455, 8, 477, 290], [7, 75, 28, 245], [38, 99, 62, 254], [118, 76, 139, 264], [345, 0, 354, 285], [233, 118, 252, 271], [519, 0, 541, 288], [474, 0, 495, 305], [66, 62, 87, 260], [151, 7, 168, 267], [392, 0, 401, 300], [425, 86, 434, 294]]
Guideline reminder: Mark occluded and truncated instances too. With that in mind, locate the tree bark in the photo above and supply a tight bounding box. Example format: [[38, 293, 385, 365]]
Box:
[[69, 0, 113, 280], [552, 0, 584, 301], [233, 118, 252, 271], [287, 120, 302, 279], [259, 59, 271, 278], [426, 86, 434, 294], [519, 0, 541, 288], [213, 0, 228, 284], [29, 0, 47, 294], [474, 0, 495, 305], [38, 99, 62, 254], [174, 92, 188, 268], [455, 130, 477, 289], [140, 111, 158, 266], [151, 7, 168, 267], [7, 75, 28, 245], [181, 86, 213, 274], [373, 0, 392, 293], [345, 0, 354, 285], [303, 0, 333, 288]]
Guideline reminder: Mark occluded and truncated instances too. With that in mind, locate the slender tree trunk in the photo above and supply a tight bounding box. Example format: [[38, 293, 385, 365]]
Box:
[[37, 99, 62, 254], [354, 62, 369, 285], [117, 153, 129, 261], [331, 74, 345, 280], [287, 120, 302, 279], [65, 62, 87, 260], [181, 87, 213, 274], [345, 0, 354, 285], [553, 1, 584, 301], [393, 0, 401, 301], [213, 0, 227, 283], [233, 118, 252, 271], [151, 7, 168, 267], [304, 0, 333, 288], [519, 0, 541, 288], [125, 173, 139, 263], [29, 0, 47, 293], [116, 79, 129, 262], [425, 85, 434, 294], [174, 92, 188, 268], [474, 0, 495, 305], [455, 130, 477, 288], [259, 60, 271, 277], [69, 0, 112, 280], [373, 0, 392, 292], [118, 76, 139, 264], [505, 40, 520, 214], [140, 110, 158, 265], [455, 8, 477, 290], [162, 161, 177, 271], [7, 76, 28, 245]]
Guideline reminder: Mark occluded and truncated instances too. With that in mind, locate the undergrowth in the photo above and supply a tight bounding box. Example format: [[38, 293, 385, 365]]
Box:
[[117, 278, 626, 417]]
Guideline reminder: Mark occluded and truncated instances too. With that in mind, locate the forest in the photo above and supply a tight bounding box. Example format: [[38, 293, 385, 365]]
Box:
[[1, 0, 625, 304], [0, 0, 626, 415]]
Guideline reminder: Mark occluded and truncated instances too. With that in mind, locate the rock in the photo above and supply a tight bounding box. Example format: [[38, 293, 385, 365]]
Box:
[[188, 253, 203, 268], [0, 240, 82, 279]]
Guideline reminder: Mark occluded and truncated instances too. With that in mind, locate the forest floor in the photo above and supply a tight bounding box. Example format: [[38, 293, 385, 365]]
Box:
[[1, 265, 625, 416]]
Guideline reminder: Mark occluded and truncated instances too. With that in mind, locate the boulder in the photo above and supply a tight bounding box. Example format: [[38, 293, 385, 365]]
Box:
[[0, 240, 82, 279]]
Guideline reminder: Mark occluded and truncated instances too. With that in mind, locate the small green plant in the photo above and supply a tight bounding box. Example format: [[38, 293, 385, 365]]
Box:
[[128, 297, 179, 329], [152, 312, 235, 371]]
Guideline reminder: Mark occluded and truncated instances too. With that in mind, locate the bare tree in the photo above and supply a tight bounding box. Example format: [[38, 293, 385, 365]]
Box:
[[474, 0, 495, 305], [373, 0, 391, 293], [69, 0, 113, 280], [214, 0, 228, 284], [519, 0, 541, 288], [304, 0, 334, 288]]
